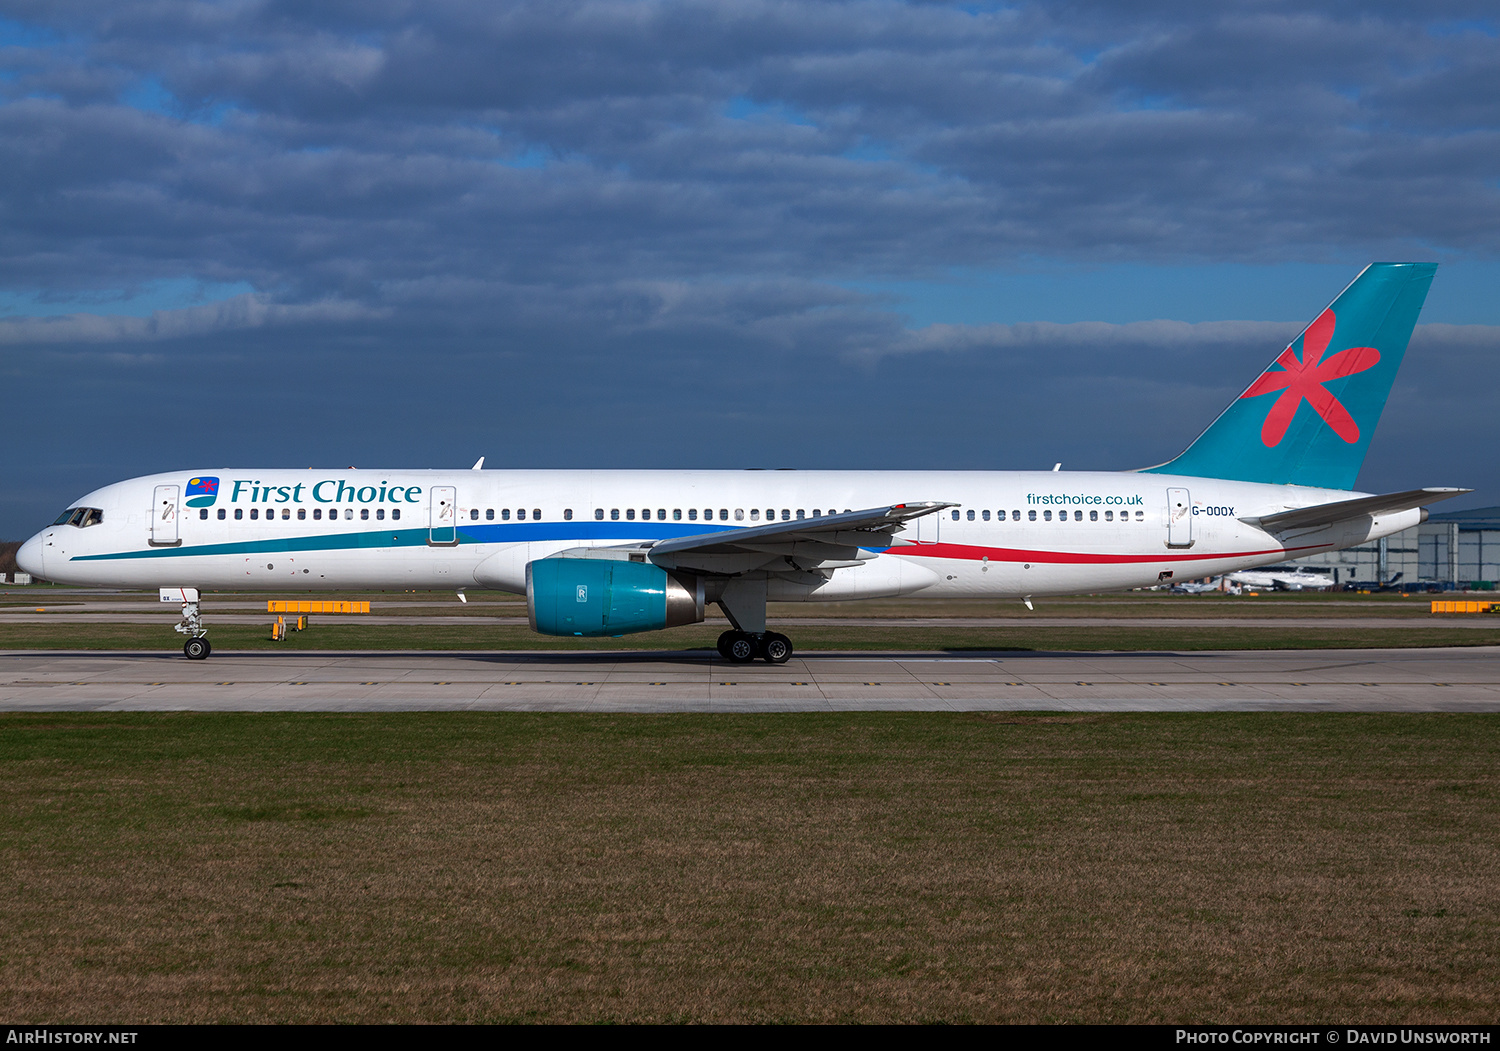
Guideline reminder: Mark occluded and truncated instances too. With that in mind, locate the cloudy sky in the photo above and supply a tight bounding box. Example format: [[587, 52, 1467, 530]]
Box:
[[3, 0, 1498, 538]]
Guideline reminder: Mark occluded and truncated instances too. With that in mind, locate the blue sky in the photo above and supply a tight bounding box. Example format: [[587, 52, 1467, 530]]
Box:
[[2, 1, 1499, 537]]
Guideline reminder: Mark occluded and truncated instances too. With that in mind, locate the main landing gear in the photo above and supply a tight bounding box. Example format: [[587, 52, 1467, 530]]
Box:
[[717, 630, 793, 665]]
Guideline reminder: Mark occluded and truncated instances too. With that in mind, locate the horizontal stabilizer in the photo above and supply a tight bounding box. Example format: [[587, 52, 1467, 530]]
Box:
[[1240, 487, 1470, 533]]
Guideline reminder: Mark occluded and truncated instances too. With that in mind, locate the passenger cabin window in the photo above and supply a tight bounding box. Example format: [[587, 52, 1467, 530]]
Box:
[[503, 509, 512, 520], [487, 509, 495, 520], [1135, 510, 1144, 520], [470, 509, 479, 520], [235, 508, 244, 520], [595, 508, 604, 520], [564, 509, 573, 521], [392, 509, 400, 520], [982, 510, 990, 521], [1042, 510, 1050, 521], [1028, 510, 1036, 521], [951, 510, 959, 520], [218, 508, 226, 520], [518, 508, 527, 520], [735, 509, 744, 521], [967, 510, 975, 521], [1090, 510, 1098, 521], [298, 508, 306, 520], [1105, 510, 1113, 521], [626, 509, 636, 520], [750, 509, 760, 521], [282, 508, 290, 520], [376, 509, 385, 520], [797, 509, 805, 520], [688, 509, 698, 521]]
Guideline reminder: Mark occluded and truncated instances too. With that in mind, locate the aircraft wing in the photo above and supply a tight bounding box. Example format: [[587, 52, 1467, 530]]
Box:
[[646, 501, 955, 575], [1240, 487, 1470, 533]]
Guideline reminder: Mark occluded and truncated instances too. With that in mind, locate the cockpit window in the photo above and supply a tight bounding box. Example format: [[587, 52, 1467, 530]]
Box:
[[52, 507, 103, 527]]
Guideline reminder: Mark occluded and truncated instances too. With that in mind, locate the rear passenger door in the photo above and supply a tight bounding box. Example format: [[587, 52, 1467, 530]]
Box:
[[1166, 488, 1193, 548]]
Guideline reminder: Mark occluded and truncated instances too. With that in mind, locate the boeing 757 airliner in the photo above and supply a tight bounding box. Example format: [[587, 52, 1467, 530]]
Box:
[[16, 263, 1466, 662]]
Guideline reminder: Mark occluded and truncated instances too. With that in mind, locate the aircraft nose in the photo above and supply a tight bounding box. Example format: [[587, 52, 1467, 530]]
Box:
[[15, 534, 44, 580]]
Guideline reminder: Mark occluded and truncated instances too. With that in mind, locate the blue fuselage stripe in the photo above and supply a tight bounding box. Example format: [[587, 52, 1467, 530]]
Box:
[[71, 521, 740, 561]]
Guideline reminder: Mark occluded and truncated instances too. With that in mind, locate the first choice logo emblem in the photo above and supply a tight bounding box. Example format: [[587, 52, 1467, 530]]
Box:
[[1239, 308, 1380, 447], [185, 476, 220, 507]]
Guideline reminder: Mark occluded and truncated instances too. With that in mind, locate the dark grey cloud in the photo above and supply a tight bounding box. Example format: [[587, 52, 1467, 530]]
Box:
[[4, 0, 1496, 295], [2, 1, 1498, 536]]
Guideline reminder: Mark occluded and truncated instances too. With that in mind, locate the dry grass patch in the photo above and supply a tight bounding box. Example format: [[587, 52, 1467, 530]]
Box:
[[1, 713, 1496, 1023]]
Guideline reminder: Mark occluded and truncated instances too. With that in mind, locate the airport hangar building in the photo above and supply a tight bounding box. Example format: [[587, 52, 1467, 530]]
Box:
[[1281, 506, 1500, 588]]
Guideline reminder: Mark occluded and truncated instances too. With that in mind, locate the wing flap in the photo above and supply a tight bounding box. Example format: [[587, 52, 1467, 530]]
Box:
[[648, 501, 954, 573]]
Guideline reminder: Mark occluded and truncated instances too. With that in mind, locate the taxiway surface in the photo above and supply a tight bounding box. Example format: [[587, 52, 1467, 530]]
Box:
[[3, 648, 1498, 711]]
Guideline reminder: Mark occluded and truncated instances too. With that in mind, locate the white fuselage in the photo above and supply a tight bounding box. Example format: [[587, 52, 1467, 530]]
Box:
[[18, 468, 1421, 601]]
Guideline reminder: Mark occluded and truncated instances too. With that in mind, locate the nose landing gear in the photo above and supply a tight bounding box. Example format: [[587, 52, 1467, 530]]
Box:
[[716, 630, 794, 664], [163, 588, 211, 659]]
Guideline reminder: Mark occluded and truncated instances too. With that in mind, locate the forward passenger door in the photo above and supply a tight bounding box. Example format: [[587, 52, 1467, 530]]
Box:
[[429, 486, 458, 545], [151, 485, 181, 546]]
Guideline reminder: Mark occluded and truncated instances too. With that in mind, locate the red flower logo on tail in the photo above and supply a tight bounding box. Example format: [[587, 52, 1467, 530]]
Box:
[[1239, 308, 1380, 447]]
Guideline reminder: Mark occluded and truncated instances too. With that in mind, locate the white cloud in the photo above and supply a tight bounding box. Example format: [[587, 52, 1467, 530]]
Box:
[[0, 293, 383, 344]]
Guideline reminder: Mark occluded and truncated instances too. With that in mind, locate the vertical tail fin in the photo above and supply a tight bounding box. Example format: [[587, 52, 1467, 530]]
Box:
[[1142, 262, 1436, 490]]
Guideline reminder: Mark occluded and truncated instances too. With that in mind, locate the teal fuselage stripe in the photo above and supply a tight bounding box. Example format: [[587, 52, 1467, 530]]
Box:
[[70, 521, 740, 561]]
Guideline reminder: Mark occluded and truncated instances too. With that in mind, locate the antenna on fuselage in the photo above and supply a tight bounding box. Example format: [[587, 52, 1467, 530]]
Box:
[[471, 457, 485, 470], [1052, 463, 1061, 472]]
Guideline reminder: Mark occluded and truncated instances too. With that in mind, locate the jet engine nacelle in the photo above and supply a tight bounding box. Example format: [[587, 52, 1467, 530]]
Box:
[[527, 556, 705, 637]]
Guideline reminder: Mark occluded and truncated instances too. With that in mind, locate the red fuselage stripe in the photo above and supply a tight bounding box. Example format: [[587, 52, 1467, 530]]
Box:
[[886, 541, 1329, 565]]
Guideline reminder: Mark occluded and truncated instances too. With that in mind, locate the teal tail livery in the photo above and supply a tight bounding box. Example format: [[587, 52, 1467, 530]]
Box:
[[15, 263, 1469, 663], [1141, 262, 1437, 490]]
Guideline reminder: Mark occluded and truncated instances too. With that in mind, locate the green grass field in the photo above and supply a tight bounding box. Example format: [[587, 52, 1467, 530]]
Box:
[[2, 711, 1497, 1023]]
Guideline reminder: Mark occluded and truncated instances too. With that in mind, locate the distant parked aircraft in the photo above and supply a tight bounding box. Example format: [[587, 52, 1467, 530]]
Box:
[[1226, 568, 1337, 591]]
